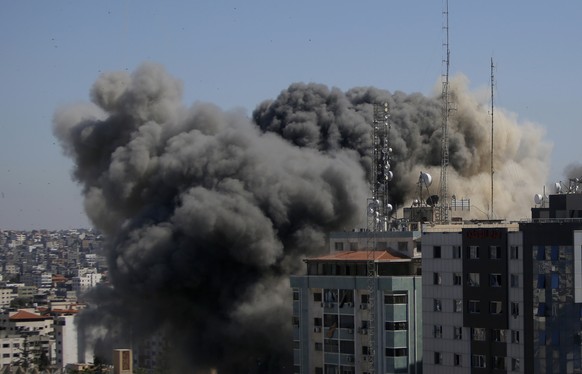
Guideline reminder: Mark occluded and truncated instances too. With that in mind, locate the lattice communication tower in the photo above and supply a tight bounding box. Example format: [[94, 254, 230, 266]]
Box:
[[366, 102, 393, 373]]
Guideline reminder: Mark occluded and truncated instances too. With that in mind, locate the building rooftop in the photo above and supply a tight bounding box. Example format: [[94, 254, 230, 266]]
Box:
[[9, 309, 51, 321], [306, 250, 410, 263]]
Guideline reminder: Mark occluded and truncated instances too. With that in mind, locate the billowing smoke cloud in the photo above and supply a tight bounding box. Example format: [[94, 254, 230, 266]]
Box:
[[254, 74, 552, 219], [54, 63, 551, 372], [54, 63, 368, 373]]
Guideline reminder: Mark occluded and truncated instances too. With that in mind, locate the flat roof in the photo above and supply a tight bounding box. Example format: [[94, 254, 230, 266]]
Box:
[[305, 250, 410, 263]]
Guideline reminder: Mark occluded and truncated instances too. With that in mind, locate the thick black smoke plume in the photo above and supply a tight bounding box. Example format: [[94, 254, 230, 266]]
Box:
[[254, 76, 551, 219], [54, 63, 368, 373], [54, 63, 550, 372]]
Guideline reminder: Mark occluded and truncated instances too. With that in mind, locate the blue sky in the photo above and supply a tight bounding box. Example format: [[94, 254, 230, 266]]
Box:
[[1, 1, 581, 229]]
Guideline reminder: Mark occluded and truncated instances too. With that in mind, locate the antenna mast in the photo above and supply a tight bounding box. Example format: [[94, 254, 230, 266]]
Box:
[[438, 0, 451, 223], [366, 102, 392, 374], [490, 58, 495, 219]]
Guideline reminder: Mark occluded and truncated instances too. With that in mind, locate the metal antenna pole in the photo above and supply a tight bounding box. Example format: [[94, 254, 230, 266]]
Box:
[[438, 0, 451, 223], [490, 58, 495, 219]]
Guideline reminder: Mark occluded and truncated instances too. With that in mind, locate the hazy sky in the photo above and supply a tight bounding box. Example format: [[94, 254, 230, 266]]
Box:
[[1, 1, 580, 230]]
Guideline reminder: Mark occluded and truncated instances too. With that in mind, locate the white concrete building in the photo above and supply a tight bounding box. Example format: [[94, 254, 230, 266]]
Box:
[[54, 314, 93, 369]]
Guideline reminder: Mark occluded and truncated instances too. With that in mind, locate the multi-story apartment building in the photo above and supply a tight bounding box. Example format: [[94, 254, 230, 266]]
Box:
[[423, 191, 582, 373], [291, 230, 422, 374], [55, 314, 93, 369]]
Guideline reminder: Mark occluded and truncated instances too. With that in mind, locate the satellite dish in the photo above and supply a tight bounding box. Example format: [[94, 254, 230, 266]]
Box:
[[426, 195, 439, 207], [534, 194, 543, 205], [420, 172, 432, 187], [554, 182, 562, 194], [385, 171, 394, 181], [384, 163, 391, 171], [386, 204, 393, 213]]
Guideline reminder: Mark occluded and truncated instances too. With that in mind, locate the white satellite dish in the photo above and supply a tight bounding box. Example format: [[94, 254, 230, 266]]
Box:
[[385, 171, 394, 181], [534, 194, 543, 205], [386, 204, 393, 213], [554, 182, 562, 194], [420, 172, 432, 187]]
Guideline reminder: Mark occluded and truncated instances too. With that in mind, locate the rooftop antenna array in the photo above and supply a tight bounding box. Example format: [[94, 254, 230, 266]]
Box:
[[490, 58, 495, 219], [366, 102, 393, 374], [438, 0, 452, 223]]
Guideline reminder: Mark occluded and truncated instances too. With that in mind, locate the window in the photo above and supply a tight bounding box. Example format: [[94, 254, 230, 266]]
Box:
[[339, 341, 355, 355], [315, 342, 323, 351], [453, 245, 461, 258], [454, 326, 463, 340], [472, 354, 486, 368], [492, 329, 506, 342], [361, 294, 369, 304], [315, 367, 323, 374], [334, 242, 344, 251], [454, 299, 463, 313], [490, 245, 501, 259], [511, 330, 520, 343], [324, 339, 338, 353], [511, 274, 519, 288], [511, 302, 519, 316], [552, 329, 560, 346], [292, 316, 300, 327], [493, 356, 506, 370], [385, 348, 408, 357], [469, 246, 480, 259], [385, 293, 407, 304], [314, 292, 322, 302], [468, 273, 480, 287], [349, 242, 358, 250], [537, 274, 546, 288], [453, 273, 462, 285], [469, 300, 480, 314], [293, 290, 299, 301], [385, 321, 407, 330], [433, 272, 442, 285], [551, 246, 559, 261], [454, 354, 461, 366], [510, 245, 519, 259], [434, 352, 442, 365], [433, 325, 443, 338], [537, 245, 545, 260], [472, 328, 486, 341], [490, 301, 503, 315], [512, 358, 520, 371], [314, 317, 322, 327], [551, 273, 559, 289], [434, 299, 442, 312], [537, 302, 547, 317], [490, 273, 502, 287], [293, 341, 300, 349], [433, 246, 441, 258], [539, 330, 546, 345]]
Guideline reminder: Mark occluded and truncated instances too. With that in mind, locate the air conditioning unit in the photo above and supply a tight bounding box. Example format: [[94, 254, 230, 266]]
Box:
[[348, 329, 354, 334], [347, 302, 353, 307], [360, 304, 368, 310], [313, 327, 321, 333], [362, 329, 368, 335], [347, 356, 354, 362]]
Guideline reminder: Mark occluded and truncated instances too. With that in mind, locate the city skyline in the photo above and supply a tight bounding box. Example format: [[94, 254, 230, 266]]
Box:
[[1, 1, 581, 229]]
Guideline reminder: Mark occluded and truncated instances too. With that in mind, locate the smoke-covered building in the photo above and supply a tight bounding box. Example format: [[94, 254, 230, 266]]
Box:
[[290, 230, 422, 374], [422, 191, 582, 373]]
